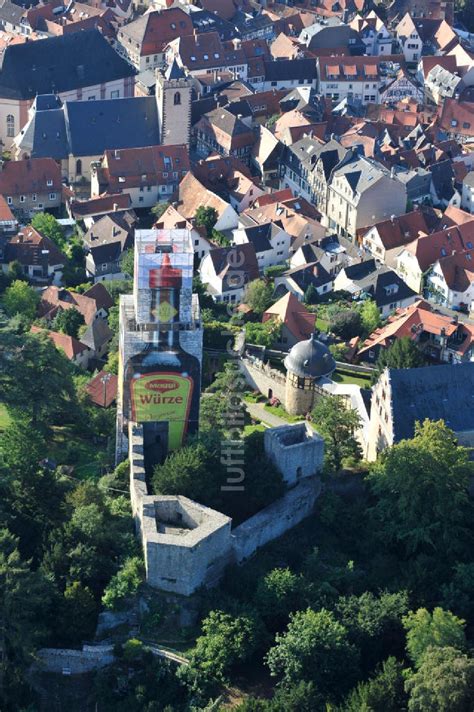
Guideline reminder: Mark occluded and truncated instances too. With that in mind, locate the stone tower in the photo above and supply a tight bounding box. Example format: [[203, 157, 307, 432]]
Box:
[[284, 333, 336, 416], [156, 59, 192, 147]]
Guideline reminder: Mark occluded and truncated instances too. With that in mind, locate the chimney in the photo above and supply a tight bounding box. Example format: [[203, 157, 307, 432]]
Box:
[[390, 215, 396, 222], [390, 166, 396, 179], [232, 38, 241, 50], [113, 203, 118, 211], [17, 232, 24, 243], [114, 150, 120, 160]]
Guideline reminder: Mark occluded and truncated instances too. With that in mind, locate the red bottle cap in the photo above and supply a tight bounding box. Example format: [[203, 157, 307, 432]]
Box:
[[149, 253, 182, 289]]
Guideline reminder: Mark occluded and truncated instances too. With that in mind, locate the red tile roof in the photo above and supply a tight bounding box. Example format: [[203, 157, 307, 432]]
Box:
[[85, 370, 118, 407], [263, 291, 315, 341], [102, 144, 189, 191], [0, 157, 62, 196], [6, 226, 65, 266], [30, 325, 88, 360], [70, 193, 131, 218]]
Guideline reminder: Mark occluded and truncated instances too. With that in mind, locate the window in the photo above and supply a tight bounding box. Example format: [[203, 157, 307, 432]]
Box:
[[6, 114, 14, 138], [174, 91, 181, 105], [76, 159, 82, 176], [20, 195, 25, 203], [88, 95, 96, 101], [47, 179, 53, 187], [110, 90, 120, 99], [32, 194, 37, 202], [49, 192, 56, 201]]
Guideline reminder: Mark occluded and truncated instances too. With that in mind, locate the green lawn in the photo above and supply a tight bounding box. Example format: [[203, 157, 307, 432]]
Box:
[[264, 404, 301, 423], [48, 426, 111, 479], [0, 404, 10, 432], [315, 317, 329, 332], [332, 368, 372, 389]]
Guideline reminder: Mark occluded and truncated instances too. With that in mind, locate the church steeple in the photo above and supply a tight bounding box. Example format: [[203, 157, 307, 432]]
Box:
[[156, 60, 192, 147]]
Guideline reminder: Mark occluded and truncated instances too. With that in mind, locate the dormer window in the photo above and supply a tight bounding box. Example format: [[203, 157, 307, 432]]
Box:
[[214, 52, 220, 58], [47, 179, 53, 187], [204, 54, 209, 60], [190, 56, 196, 61]]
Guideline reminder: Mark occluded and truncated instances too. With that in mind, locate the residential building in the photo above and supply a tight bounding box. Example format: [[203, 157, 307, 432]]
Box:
[[194, 107, 256, 165], [425, 65, 462, 105], [0, 157, 62, 219], [262, 292, 316, 348], [274, 261, 333, 301], [437, 98, 474, 144], [366, 363, 474, 460], [90, 144, 190, 209], [426, 248, 474, 311], [38, 283, 114, 325], [396, 222, 474, 292], [233, 221, 292, 271], [31, 326, 91, 368], [83, 214, 134, 282], [3, 226, 66, 285], [349, 11, 393, 55], [176, 173, 239, 232], [358, 208, 437, 267], [358, 299, 474, 364], [317, 55, 405, 105], [395, 13, 423, 63], [250, 59, 317, 92], [0, 29, 135, 148], [299, 16, 365, 55], [199, 242, 259, 302], [379, 69, 424, 104], [165, 32, 248, 80], [289, 234, 347, 276], [85, 371, 118, 408], [80, 318, 113, 361], [68, 193, 135, 228], [326, 154, 407, 240], [334, 259, 418, 316], [115, 8, 193, 71]]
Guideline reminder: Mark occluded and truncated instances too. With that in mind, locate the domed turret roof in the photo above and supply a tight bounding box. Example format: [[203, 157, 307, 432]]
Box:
[[284, 333, 336, 379]]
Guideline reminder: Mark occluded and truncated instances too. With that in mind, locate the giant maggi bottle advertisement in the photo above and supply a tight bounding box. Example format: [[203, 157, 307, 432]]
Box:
[[124, 244, 200, 451]]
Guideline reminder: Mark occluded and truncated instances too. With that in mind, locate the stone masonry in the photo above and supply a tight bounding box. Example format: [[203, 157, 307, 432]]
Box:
[[264, 423, 325, 486]]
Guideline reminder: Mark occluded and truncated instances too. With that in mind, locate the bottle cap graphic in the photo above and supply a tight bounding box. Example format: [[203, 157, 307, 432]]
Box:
[[149, 253, 182, 289]]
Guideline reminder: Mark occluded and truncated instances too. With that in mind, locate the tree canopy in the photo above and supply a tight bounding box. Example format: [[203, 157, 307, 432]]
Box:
[[244, 279, 275, 315], [2, 281, 39, 321], [312, 395, 362, 471], [52, 307, 85, 338], [31, 213, 66, 250]]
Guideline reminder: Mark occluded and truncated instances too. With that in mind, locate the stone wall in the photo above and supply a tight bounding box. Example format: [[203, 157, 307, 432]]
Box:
[[264, 423, 325, 486], [129, 421, 324, 596], [232, 476, 321, 563], [36, 645, 114, 674], [239, 357, 286, 402]]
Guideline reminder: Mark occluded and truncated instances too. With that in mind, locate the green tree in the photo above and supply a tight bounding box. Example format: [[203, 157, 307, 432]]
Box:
[[52, 307, 84, 338], [360, 299, 380, 336], [120, 248, 134, 279], [0, 330, 77, 429], [151, 201, 170, 219], [368, 420, 473, 562], [31, 213, 65, 249], [405, 646, 474, 712], [373, 336, 424, 381], [245, 319, 281, 347], [190, 609, 263, 683], [341, 657, 406, 712], [335, 591, 409, 672], [2, 281, 39, 320], [266, 608, 358, 698], [441, 563, 474, 619], [455, 0, 474, 31], [312, 395, 362, 472], [195, 206, 218, 234], [102, 556, 145, 610], [329, 310, 362, 340], [304, 284, 318, 305], [403, 607, 466, 668], [60, 581, 97, 645], [255, 568, 304, 626], [0, 529, 52, 707], [244, 279, 274, 314]]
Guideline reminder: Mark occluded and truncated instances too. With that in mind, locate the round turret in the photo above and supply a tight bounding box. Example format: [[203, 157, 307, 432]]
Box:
[[284, 333, 335, 416]]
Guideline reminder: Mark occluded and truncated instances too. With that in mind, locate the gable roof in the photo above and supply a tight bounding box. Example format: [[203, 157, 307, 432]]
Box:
[[84, 370, 118, 407], [80, 317, 113, 351], [404, 222, 474, 271], [388, 362, 474, 441], [5, 225, 66, 266], [117, 8, 193, 57], [177, 172, 233, 221], [0, 157, 62, 196], [70, 193, 132, 219], [38, 284, 113, 324], [360, 209, 435, 250], [0, 30, 135, 100], [435, 248, 474, 292], [207, 242, 259, 291], [30, 325, 88, 360], [102, 144, 189, 191], [262, 291, 315, 341]]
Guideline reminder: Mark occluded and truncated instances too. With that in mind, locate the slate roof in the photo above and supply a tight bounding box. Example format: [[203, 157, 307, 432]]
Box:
[[263, 58, 316, 82], [0, 30, 135, 100], [284, 261, 333, 290], [388, 362, 474, 441], [64, 97, 159, 156], [80, 318, 113, 351], [208, 242, 259, 292], [370, 270, 417, 308], [241, 223, 273, 252]]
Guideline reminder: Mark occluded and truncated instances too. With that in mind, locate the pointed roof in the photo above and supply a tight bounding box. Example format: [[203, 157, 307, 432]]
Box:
[[263, 292, 316, 342], [165, 58, 185, 81]]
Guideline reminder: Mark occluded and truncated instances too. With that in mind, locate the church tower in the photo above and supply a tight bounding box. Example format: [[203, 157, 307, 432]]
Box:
[[156, 60, 192, 147]]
